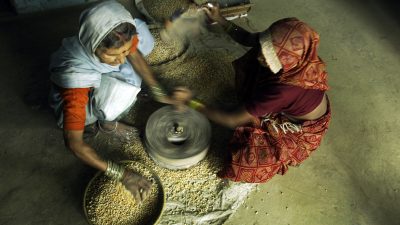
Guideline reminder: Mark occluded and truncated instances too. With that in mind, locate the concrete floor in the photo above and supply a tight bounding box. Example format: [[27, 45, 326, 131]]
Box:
[[1, 0, 400, 224]]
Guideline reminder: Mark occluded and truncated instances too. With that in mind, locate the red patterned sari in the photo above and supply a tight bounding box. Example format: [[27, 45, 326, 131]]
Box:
[[219, 18, 331, 183]]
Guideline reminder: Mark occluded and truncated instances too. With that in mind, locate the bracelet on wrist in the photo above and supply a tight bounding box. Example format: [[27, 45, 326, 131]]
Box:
[[105, 161, 125, 181], [188, 100, 205, 110], [150, 85, 167, 100]]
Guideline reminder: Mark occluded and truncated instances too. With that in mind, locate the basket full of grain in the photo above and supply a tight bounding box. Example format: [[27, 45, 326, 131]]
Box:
[[83, 161, 165, 225]]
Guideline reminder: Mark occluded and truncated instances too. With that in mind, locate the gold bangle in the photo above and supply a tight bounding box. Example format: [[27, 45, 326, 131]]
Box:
[[188, 100, 205, 110], [150, 85, 167, 100], [105, 161, 125, 181]]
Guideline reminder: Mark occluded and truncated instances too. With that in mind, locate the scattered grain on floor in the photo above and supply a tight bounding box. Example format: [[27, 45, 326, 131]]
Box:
[[122, 135, 226, 215]]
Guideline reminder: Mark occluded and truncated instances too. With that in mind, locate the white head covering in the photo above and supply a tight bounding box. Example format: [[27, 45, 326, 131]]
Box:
[[78, 0, 136, 58], [259, 30, 283, 74], [49, 0, 137, 88]]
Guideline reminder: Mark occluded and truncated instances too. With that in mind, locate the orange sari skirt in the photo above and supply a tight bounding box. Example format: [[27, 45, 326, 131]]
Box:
[[218, 102, 331, 183]]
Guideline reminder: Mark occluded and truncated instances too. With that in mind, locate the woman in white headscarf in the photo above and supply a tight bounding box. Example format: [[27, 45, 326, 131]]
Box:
[[49, 0, 185, 202]]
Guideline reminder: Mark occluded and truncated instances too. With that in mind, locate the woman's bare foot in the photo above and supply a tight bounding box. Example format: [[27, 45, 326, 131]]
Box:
[[98, 121, 138, 142], [83, 123, 99, 139]]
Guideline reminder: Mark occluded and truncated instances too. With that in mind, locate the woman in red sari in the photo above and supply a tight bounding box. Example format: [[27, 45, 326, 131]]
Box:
[[196, 6, 331, 183]]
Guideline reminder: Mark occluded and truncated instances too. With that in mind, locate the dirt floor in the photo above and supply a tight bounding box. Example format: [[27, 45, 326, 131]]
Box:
[[0, 0, 400, 225]]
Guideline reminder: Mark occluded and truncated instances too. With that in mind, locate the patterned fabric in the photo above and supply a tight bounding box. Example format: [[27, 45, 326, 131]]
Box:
[[219, 18, 331, 183], [266, 18, 329, 91], [219, 103, 331, 183]]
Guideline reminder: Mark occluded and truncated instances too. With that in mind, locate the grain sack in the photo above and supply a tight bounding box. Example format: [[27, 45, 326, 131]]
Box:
[[160, 7, 208, 44], [145, 29, 188, 66], [142, 0, 192, 22]]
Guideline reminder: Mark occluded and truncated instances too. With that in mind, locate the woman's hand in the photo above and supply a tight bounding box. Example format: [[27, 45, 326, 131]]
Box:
[[171, 86, 193, 111], [172, 86, 193, 104], [121, 169, 152, 203], [151, 86, 192, 104], [202, 3, 226, 25]]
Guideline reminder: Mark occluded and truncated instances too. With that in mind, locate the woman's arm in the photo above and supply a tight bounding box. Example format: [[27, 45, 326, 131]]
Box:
[[203, 5, 259, 47], [64, 130, 108, 171], [193, 102, 258, 129], [127, 50, 158, 87], [64, 130, 151, 202], [127, 50, 175, 104], [60, 88, 108, 171]]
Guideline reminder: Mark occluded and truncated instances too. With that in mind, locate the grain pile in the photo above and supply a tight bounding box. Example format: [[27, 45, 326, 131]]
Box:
[[144, 29, 188, 66], [155, 45, 240, 105], [122, 137, 226, 215], [142, 0, 191, 22], [84, 162, 164, 225]]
